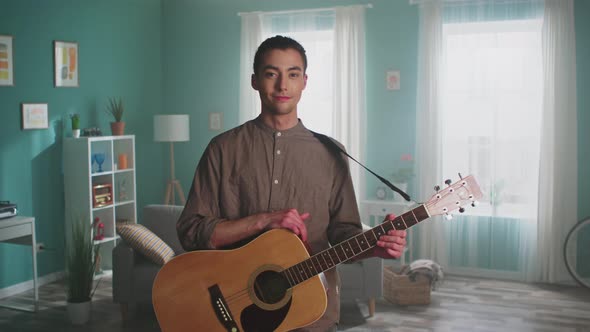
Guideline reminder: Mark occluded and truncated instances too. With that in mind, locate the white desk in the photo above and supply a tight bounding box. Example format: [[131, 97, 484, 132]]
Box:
[[361, 200, 413, 227], [0, 216, 38, 312], [361, 200, 413, 266]]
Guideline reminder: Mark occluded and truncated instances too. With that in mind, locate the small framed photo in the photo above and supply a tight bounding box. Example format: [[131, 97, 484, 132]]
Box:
[[21, 103, 49, 130], [54, 40, 78, 87], [386, 70, 400, 90], [0, 35, 14, 86]]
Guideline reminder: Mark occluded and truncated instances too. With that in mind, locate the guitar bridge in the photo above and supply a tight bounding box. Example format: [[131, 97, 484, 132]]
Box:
[[208, 285, 239, 332]]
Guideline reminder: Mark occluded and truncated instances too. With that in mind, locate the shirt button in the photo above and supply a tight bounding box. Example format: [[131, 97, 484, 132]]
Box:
[[274, 179, 279, 184], [277, 150, 281, 155], [277, 132, 282, 137]]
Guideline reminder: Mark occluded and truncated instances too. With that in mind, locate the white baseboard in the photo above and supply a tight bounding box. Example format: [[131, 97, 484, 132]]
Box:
[[0, 271, 64, 299]]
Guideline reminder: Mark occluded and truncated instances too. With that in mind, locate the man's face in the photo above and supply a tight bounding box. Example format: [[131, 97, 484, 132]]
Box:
[[252, 48, 307, 117]]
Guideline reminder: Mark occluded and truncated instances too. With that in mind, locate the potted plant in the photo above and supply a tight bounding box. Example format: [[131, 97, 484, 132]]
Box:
[[70, 113, 80, 138], [105, 97, 125, 135], [66, 220, 100, 325]]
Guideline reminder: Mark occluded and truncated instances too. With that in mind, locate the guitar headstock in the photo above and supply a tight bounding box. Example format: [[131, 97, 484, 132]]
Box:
[[425, 175, 483, 220]]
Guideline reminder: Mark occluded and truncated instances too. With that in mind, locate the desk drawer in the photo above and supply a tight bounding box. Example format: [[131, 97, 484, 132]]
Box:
[[0, 223, 31, 242]]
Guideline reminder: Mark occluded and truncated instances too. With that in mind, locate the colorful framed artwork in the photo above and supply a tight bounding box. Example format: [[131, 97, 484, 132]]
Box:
[[21, 103, 49, 130], [0, 35, 14, 86], [54, 40, 78, 87]]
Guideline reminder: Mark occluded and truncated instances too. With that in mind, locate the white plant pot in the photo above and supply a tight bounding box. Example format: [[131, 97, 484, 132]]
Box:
[[67, 301, 91, 325], [72, 129, 80, 138]]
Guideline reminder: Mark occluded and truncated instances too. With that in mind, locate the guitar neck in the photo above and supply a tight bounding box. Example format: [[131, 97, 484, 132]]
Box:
[[281, 204, 430, 288]]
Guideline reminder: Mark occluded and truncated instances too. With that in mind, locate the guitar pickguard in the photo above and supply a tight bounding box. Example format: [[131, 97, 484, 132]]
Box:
[[241, 299, 292, 332]]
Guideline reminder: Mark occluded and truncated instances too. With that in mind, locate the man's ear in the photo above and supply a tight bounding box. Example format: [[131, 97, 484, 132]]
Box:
[[303, 73, 308, 90], [251, 74, 259, 91]]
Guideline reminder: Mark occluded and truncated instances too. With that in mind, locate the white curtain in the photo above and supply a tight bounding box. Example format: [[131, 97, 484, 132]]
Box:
[[414, 0, 577, 283], [239, 6, 368, 200], [414, 1, 446, 263], [238, 13, 263, 124], [333, 6, 367, 202], [536, 0, 578, 283]]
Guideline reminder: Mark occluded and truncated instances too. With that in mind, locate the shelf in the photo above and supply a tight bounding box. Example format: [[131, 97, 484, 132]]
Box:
[[94, 269, 113, 280], [115, 200, 134, 207], [114, 168, 134, 174], [64, 135, 136, 278], [93, 235, 119, 245], [92, 204, 114, 212], [91, 170, 112, 177]]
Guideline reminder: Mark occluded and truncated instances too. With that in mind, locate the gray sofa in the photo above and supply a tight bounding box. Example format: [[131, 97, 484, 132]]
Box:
[[112, 204, 382, 320], [112, 204, 185, 320]]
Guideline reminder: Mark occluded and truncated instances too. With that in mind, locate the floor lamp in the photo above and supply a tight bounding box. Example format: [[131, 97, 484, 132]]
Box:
[[154, 114, 190, 205]]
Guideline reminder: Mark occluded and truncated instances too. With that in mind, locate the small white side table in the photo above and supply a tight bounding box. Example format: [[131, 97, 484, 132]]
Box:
[[0, 216, 38, 312]]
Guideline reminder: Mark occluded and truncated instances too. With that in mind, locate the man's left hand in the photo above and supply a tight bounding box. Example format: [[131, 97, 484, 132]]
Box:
[[373, 213, 407, 259]]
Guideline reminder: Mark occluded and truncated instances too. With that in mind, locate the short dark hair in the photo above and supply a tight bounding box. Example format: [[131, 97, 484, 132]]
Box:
[[252, 35, 307, 75]]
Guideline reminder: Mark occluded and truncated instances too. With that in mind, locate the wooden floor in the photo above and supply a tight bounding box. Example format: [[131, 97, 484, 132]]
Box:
[[0, 275, 589, 331]]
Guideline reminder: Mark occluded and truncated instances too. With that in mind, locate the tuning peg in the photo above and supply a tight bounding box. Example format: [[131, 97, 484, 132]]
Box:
[[459, 207, 465, 213], [444, 213, 453, 221], [471, 201, 479, 207], [445, 179, 452, 186], [434, 185, 441, 192]]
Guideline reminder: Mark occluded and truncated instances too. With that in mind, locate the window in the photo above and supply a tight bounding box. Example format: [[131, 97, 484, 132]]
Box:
[[441, 19, 543, 219]]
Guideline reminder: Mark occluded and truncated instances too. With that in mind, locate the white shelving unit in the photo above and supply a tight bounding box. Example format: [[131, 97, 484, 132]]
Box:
[[63, 135, 137, 277]]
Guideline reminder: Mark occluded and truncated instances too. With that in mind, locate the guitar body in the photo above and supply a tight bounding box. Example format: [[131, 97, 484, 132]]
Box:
[[152, 229, 327, 332]]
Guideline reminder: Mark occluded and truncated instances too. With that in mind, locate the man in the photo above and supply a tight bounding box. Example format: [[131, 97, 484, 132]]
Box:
[[177, 35, 407, 331]]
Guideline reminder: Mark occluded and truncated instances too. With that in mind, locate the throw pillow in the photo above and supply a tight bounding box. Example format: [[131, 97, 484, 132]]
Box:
[[116, 223, 175, 265]]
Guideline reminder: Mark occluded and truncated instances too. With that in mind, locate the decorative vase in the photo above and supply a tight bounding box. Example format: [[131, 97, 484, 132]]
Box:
[[67, 300, 91, 325], [72, 129, 80, 138], [118, 153, 128, 169], [392, 182, 408, 202], [110, 122, 125, 136]]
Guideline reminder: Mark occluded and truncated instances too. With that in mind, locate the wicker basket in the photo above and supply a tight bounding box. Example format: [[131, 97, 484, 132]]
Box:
[[383, 265, 431, 305]]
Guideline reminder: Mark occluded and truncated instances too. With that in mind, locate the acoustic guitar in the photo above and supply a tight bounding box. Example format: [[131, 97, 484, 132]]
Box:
[[152, 175, 482, 332]]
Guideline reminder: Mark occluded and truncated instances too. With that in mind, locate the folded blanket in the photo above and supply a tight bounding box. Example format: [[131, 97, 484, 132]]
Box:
[[400, 259, 444, 290]]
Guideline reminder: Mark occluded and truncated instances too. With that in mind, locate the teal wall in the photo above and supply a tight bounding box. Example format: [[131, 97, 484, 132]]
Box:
[[0, 0, 588, 290], [576, 0, 590, 219], [575, 0, 590, 276], [0, 0, 163, 289]]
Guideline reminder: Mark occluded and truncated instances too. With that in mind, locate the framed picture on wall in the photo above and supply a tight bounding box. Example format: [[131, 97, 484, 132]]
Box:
[[54, 40, 78, 87], [0, 35, 14, 86], [386, 70, 400, 90], [21, 103, 49, 130]]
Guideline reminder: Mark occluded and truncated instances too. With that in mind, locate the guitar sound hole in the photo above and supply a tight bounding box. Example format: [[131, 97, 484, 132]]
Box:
[[253, 270, 289, 305]]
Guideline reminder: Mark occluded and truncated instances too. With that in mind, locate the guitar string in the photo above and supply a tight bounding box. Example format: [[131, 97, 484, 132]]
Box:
[[225, 288, 250, 303]]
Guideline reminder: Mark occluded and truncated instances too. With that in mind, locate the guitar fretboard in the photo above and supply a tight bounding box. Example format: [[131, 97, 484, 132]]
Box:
[[280, 204, 430, 288]]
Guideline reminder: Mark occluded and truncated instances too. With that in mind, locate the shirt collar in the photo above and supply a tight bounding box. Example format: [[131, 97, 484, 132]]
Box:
[[252, 115, 310, 137]]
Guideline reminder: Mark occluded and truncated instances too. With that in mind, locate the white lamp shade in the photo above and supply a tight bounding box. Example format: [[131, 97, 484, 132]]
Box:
[[154, 114, 190, 142]]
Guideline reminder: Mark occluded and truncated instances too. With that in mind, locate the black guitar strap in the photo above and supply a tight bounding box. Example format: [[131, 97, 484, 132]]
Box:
[[311, 131, 412, 202]]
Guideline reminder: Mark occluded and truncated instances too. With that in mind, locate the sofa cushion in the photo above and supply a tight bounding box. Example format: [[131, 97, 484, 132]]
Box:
[[116, 223, 175, 265]]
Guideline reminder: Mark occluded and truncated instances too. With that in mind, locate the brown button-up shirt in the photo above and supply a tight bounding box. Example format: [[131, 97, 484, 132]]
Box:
[[177, 116, 362, 330]]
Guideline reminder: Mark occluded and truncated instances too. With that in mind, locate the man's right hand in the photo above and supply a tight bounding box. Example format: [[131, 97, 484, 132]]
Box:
[[263, 208, 310, 242], [210, 208, 310, 249]]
